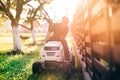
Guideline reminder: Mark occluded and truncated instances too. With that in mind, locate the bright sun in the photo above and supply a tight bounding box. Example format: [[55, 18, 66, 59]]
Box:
[[45, 0, 81, 22]]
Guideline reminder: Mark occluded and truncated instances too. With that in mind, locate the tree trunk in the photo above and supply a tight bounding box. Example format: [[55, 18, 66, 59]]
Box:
[[45, 23, 54, 41], [12, 26, 21, 51], [31, 30, 36, 44]]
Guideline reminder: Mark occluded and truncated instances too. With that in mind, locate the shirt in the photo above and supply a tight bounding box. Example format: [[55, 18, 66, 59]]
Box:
[[52, 23, 68, 39]]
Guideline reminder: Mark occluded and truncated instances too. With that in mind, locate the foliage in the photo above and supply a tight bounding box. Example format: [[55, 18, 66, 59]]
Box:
[[0, 0, 53, 27]]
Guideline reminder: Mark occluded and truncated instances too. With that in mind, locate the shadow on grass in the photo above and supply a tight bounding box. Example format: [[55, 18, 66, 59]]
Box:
[[22, 41, 45, 51], [36, 42, 45, 46], [66, 67, 84, 80], [24, 39, 46, 46], [27, 70, 66, 80], [28, 74, 39, 80], [27, 67, 84, 80]]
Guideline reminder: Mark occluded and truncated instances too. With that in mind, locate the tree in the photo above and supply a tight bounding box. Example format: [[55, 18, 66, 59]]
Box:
[[19, 0, 53, 44], [0, 0, 52, 54], [41, 7, 63, 41], [0, 0, 31, 54], [40, 7, 54, 41], [19, 0, 52, 45]]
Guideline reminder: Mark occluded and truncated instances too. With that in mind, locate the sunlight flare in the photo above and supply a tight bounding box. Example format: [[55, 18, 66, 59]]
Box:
[[45, 0, 81, 22]]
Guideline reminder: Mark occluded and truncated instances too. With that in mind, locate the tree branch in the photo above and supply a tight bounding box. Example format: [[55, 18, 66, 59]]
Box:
[[41, 9, 52, 24], [15, 0, 24, 22], [23, 0, 31, 4], [7, 0, 10, 11], [0, 0, 6, 9], [32, 3, 44, 19], [0, 0, 14, 22], [19, 24, 31, 30], [0, 6, 3, 11]]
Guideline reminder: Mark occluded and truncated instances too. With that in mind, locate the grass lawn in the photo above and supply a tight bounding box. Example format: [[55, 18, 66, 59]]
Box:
[[0, 32, 83, 80]]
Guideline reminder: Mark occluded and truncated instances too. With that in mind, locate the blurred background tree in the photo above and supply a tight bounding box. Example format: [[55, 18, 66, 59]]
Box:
[[0, 0, 52, 54]]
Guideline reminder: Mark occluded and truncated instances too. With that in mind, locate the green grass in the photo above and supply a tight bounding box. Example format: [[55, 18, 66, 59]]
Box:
[[0, 51, 39, 80], [0, 32, 83, 80], [0, 33, 65, 80], [0, 51, 66, 80]]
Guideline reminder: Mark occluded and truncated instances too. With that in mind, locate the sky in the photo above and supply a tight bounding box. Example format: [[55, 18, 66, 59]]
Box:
[[44, 0, 81, 22], [19, 0, 81, 24]]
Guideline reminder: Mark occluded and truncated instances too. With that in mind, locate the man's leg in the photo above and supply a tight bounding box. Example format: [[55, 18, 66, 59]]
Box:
[[61, 39, 70, 60]]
